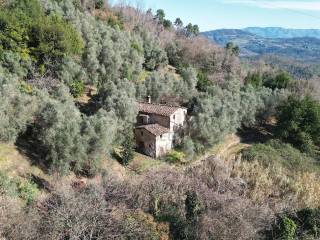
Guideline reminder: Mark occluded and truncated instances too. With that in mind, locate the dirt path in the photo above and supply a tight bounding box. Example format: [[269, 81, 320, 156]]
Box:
[[187, 134, 250, 169]]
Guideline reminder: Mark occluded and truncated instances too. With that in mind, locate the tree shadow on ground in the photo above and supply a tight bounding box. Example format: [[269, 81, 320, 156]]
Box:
[[76, 93, 100, 116], [111, 150, 124, 165], [238, 124, 275, 144], [30, 174, 53, 192], [15, 126, 50, 174]]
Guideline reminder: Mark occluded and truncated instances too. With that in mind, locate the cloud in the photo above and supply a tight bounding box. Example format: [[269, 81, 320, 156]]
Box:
[[224, 0, 320, 11]]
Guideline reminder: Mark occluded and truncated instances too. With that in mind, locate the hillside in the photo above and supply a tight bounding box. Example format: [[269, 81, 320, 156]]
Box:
[[202, 28, 320, 62], [1, 1, 320, 240]]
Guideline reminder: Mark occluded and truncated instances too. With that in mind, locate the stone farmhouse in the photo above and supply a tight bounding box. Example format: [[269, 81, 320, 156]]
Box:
[[134, 98, 187, 158]]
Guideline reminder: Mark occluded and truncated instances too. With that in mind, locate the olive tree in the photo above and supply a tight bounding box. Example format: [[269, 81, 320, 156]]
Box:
[[0, 68, 38, 142], [35, 86, 117, 174]]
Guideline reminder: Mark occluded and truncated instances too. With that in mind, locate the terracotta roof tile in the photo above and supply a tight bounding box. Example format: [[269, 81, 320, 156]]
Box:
[[138, 102, 183, 117], [136, 124, 171, 136]]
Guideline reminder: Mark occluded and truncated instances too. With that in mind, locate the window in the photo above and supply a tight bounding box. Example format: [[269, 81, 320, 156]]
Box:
[[141, 131, 143, 136], [173, 115, 175, 120], [139, 116, 143, 124], [160, 134, 163, 139]]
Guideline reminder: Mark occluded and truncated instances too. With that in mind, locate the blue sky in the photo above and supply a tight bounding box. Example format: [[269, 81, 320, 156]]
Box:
[[111, 0, 320, 31]]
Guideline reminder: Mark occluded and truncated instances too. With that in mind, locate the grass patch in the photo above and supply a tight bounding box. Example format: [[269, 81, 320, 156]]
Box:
[[129, 153, 165, 173], [242, 140, 320, 173], [137, 70, 151, 82], [236, 140, 320, 208], [0, 171, 39, 204], [0, 143, 46, 178], [0, 144, 14, 162]]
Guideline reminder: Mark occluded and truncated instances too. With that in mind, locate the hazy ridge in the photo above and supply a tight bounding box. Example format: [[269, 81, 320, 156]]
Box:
[[202, 27, 320, 62]]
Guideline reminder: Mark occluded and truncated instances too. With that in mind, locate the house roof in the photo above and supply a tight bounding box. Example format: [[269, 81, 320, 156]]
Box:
[[136, 124, 171, 136], [138, 102, 185, 117]]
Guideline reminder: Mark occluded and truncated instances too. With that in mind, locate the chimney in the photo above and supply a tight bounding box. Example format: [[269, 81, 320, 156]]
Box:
[[147, 96, 151, 104]]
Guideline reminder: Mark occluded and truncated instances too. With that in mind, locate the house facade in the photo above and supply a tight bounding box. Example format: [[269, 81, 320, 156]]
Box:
[[134, 100, 187, 158]]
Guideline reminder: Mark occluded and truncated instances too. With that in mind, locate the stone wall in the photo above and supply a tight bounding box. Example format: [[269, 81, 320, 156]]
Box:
[[155, 132, 174, 158], [150, 114, 170, 129], [134, 128, 156, 158], [170, 108, 187, 131]]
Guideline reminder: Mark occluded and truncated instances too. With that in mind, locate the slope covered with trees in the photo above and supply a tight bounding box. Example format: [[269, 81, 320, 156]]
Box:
[[0, 0, 320, 239]]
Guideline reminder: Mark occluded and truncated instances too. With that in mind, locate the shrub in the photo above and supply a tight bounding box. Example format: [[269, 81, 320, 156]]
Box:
[[165, 150, 185, 164], [69, 80, 85, 98], [182, 137, 195, 160], [268, 209, 320, 239], [165, 41, 186, 69], [0, 172, 39, 204], [276, 96, 320, 153], [263, 71, 292, 90], [107, 14, 124, 29], [0, 172, 18, 198], [124, 212, 163, 240], [29, 14, 84, 63], [196, 71, 210, 92], [17, 180, 39, 204], [185, 191, 202, 221], [280, 217, 297, 240], [19, 81, 33, 94], [0, 0, 84, 66], [95, 0, 104, 9], [245, 72, 262, 88], [297, 208, 320, 237], [225, 42, 240, 56], [0, 5, 32, 57]]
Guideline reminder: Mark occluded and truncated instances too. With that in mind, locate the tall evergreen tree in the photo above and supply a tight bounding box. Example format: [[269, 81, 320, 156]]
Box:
[[120, 129, 134, 166]]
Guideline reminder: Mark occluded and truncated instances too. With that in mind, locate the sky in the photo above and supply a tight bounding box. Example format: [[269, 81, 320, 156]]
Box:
[[110, 0, 320, 31]]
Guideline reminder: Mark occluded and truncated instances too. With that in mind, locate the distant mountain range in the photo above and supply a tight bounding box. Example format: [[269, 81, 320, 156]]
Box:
[[202, 27, 320, 62], [244, 27, 320, 39]]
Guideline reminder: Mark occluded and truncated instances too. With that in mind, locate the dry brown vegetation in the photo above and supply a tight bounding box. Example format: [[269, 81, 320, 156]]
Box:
[[179, 37, 243, 81], [2, 133, 320, 239], [113, 4, 176, 47], [0, 154, 274, 240], [234, 159, 320, 210]]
